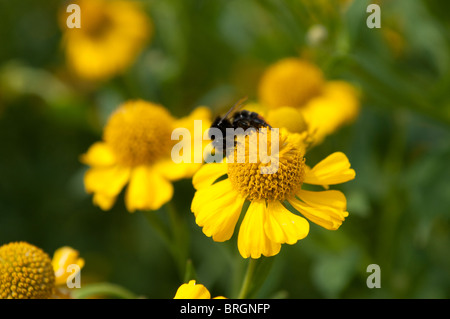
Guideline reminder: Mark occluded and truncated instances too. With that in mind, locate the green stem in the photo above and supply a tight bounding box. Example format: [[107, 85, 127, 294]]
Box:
[[142, 203, 190, 281], [142, 209, 184, 278], [237, 258, 258, 299], [71, 282, 138, 299], [142, 210, 172, 249], [183, 259, 197, 283], [166, 201, 190, 280]]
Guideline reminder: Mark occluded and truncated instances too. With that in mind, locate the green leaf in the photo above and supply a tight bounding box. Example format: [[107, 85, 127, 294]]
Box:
[[71, 282, 139, 299]]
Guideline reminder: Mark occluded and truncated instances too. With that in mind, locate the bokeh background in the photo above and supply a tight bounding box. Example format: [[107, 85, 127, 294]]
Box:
[[0, 0, 449, 298]]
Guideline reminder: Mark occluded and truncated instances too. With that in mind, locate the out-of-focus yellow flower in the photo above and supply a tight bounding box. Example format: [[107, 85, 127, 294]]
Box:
[[52, 247, 85, 287], [174, 280, 226, 299], [259, 58, 325, 109], [302, 81, 360, 144], [258, 58, 360, 144], [0, 242, 55, 299], [61, 0, 151, 81], [266, 106, 308, 134], [81, 100, 211, 212], [191, 129, 355, 259]]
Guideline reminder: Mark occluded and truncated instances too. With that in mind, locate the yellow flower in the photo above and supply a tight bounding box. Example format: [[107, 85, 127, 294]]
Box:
[[301, 81, 360, 144], [52, 247, 85, 287], [258, 58, 360, 144], [0, 242, 55, 299], [81, 100, 211, 212], [191, 129, 355, 259], [266, 106, 308, 135], [174, 280, 226, 299], [61, 0, 151, 81], [258, 58, 325, 109]]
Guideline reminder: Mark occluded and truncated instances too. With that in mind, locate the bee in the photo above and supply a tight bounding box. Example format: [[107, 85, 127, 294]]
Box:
[[209, 97, 271, 153]]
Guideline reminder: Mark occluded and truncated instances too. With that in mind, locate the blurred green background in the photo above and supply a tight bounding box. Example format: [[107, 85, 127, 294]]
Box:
[[0, 0, 449, 298]]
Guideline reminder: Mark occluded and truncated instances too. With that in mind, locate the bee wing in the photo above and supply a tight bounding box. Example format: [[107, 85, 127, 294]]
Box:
[[218, 96, 248, 124]]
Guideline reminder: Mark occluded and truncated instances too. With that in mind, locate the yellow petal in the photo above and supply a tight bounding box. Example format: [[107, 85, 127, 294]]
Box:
[[173, 106, 212, 165], [303, 152, 355, 186], [191, 179, 231, 213], [52, 247, 85, 286], [264, 201, 309, 245], [125, 165, 174, 212], [173, 106, 212, 131], [192, 179, 244, 242], [288, 191, 349, 230], [173, 280, 211, 299], [297, 189, 347, 211], [237, 200, 281, 259], [154, 157, 202, 181], [84, 165, 130, 197], [80, 142, 116, 167], [192, 163, 228, 190], [200, 196, 244, 242], [93, 192, 117, 211]]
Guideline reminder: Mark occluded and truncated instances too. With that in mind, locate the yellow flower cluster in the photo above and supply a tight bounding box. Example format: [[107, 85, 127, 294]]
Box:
[[5, 0, 362, 300], [77, 60, 358, 288]]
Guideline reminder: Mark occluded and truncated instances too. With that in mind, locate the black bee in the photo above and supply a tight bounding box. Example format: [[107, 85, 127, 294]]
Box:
[[209, 97, 271, 153]]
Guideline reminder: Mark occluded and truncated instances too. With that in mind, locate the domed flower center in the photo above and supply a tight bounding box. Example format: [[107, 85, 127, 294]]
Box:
[[80, 2, 114, 39], [0, 242, 55, 299], [227, 129, 306, 201], [103, 101, 175, 167], [266, 106, 308, 134], [259, 58, 325, 109]]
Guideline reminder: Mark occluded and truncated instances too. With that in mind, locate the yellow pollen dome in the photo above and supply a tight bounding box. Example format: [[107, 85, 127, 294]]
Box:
[[103, 100, 175, 167], [227, 129, 306, 201], [266, 106, 308, 134], [0, 242, 55, 299], [82, 4, 113, 40], [258, 58, 325, 109]]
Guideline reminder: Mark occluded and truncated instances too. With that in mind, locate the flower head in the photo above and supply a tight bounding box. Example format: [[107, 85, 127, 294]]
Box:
[[0, 242, 55, 299], [258, 58, 325, 109], [265, 106, 308, 135], [191, 128, 355, 258], [174, 280, 226, 299], [258, 58, 360, 144], [81, 100, 211, 212], [301, 81, 360, 143], [52, 247, 85, 287], [61, 0, 151, 81]]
